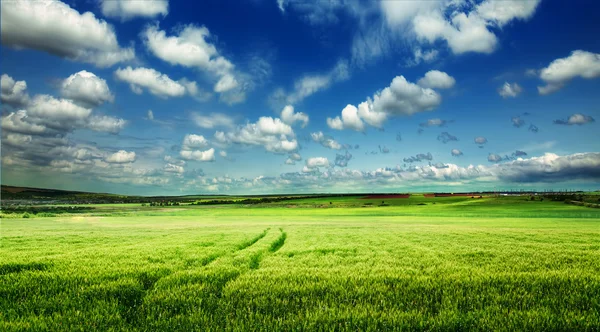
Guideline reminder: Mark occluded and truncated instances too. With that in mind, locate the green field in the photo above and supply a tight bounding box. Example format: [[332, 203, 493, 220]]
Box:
[[2, 195, 600, 330]]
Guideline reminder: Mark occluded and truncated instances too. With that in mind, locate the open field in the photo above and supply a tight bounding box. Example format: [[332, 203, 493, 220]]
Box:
[[1, 195, 600, 330]]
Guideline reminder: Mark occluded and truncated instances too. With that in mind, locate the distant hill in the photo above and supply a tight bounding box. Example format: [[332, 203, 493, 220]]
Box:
[[1, 185, 87, 195]]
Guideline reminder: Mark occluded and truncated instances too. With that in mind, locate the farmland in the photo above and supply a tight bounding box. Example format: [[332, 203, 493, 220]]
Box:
[[1, 194, 600, 330]]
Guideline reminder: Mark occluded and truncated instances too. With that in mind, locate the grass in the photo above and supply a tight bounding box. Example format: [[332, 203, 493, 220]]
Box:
[[1, 196, 599, 330]]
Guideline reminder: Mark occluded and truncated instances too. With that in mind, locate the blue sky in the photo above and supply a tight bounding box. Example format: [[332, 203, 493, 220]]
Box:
[[1, 0, 599, 195]]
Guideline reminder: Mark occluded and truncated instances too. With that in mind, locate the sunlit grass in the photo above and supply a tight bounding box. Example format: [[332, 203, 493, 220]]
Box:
[[1, 198, 599, 330]]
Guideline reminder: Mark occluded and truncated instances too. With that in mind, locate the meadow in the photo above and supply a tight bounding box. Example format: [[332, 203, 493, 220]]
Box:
[[1, 195, 600, 330]]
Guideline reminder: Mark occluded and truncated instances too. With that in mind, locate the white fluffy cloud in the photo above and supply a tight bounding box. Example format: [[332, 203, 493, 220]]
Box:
[[310, 131, 342, 150], [61, 71, 114, 107], [411, 0, 541, 55], [86, 115, 127, 134], [114, 67, 201, 98], [105, 150, 136, 163], [1, 74, 29, 107], [180, 148, 216, 162], [306, 157, 330, 169], [498, 82, 522, 98], [164, 163, 184, 174], [179, 133, 215, 162], [1, 0, 134, 67], [100, 0, 168, 20], [190, 112, 235, 129], [214, 116, 298, 154], [538, 50, 600, 95], [554, 113, 595, 126], [182, 134, 210, 150], [328, 75, 440, 131], [280, 105, 309, 128], [327, 104, 365, 132], [417, 70, 456, 89], [142, 24, 238, 93]]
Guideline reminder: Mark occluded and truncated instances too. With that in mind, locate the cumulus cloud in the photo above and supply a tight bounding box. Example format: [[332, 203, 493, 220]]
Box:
[[86, 115, 127, 134], [496, 152, 600, 183], [411, 0, 541, 55], [289, 153, 302, 161], [114, 67, 200, 98], [311, 131, 342, 150], [1, 0, 134, 67], [306, 157, 329, 169], [100, 0, 168, 21], [437, 132, 458, 143], [164, 163, 184, 174], [142, 24, 238, 94], [498, 82, 522, 98], [420, 118, 451, 127], [280, 105, 309, 128], [474, 136, 488, 145], [180, 148, 215, 162], [488, 153, 503, 163], [538, 50, 600, 95], [214, 116, 298, 154], [105, 150, 136, 163], [327, 104, 365, 132], [1, 74, 30, 108], [417, 70, 456, 89], [451, 149, 463, 157], [182, 134, 209, 150], [403, 152, 433, 163], [553, 113, 595, 126], [61, 71, 114, 107], [190, 112, 235, 129], [328, 75, 441, 130]]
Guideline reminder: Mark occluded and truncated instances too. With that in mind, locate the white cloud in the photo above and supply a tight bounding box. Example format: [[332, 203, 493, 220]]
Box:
[[306, 157, 329, 169], [147, 110, 154, 120], [105, 150, 136, 163], [328, 75, 440, 130], [28, 95, 92, 128], [310, 131, 342, 150], [100, 0, 168, 21], [498, 82, 522, 98], [417, 70, 456, 89], [474, 136, 488, 145], [114, 67, 202, 98], [289, 153, 302, 161], [142, 24, 238, 93], [271, 60, 349, 106], [538, 50, 600, 95], [215, 116, 298, 154], [219, 151, 227, 158], [1, 74, 29, 107], [554, 113, 595, 126], [190, 112, 235, 129], [280, 105, 309, 128], [1, 0, 134, 67], [451, 149, 463, 157], [61, 71, 114, 107], [87, 115, 127, 134], [180, 148, 215, 162], [327, 104, 365, 132], [164, 163, 184, 174], [182, 134, 210, 150], [411, 0, 541, 55], [1, 110, 47, 135], [476, 0, 542, 26]]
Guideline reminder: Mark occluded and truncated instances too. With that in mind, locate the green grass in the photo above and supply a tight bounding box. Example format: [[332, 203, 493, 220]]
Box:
[[1, 197, 599, 330]]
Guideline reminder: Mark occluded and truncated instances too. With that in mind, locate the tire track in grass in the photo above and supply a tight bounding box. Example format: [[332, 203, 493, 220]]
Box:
[[269, 228, 287, 253], [125, 229, 272, 326]]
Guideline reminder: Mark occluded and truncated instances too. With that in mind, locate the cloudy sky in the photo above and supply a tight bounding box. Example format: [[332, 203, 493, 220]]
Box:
[[1, 0, 599, 195]]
